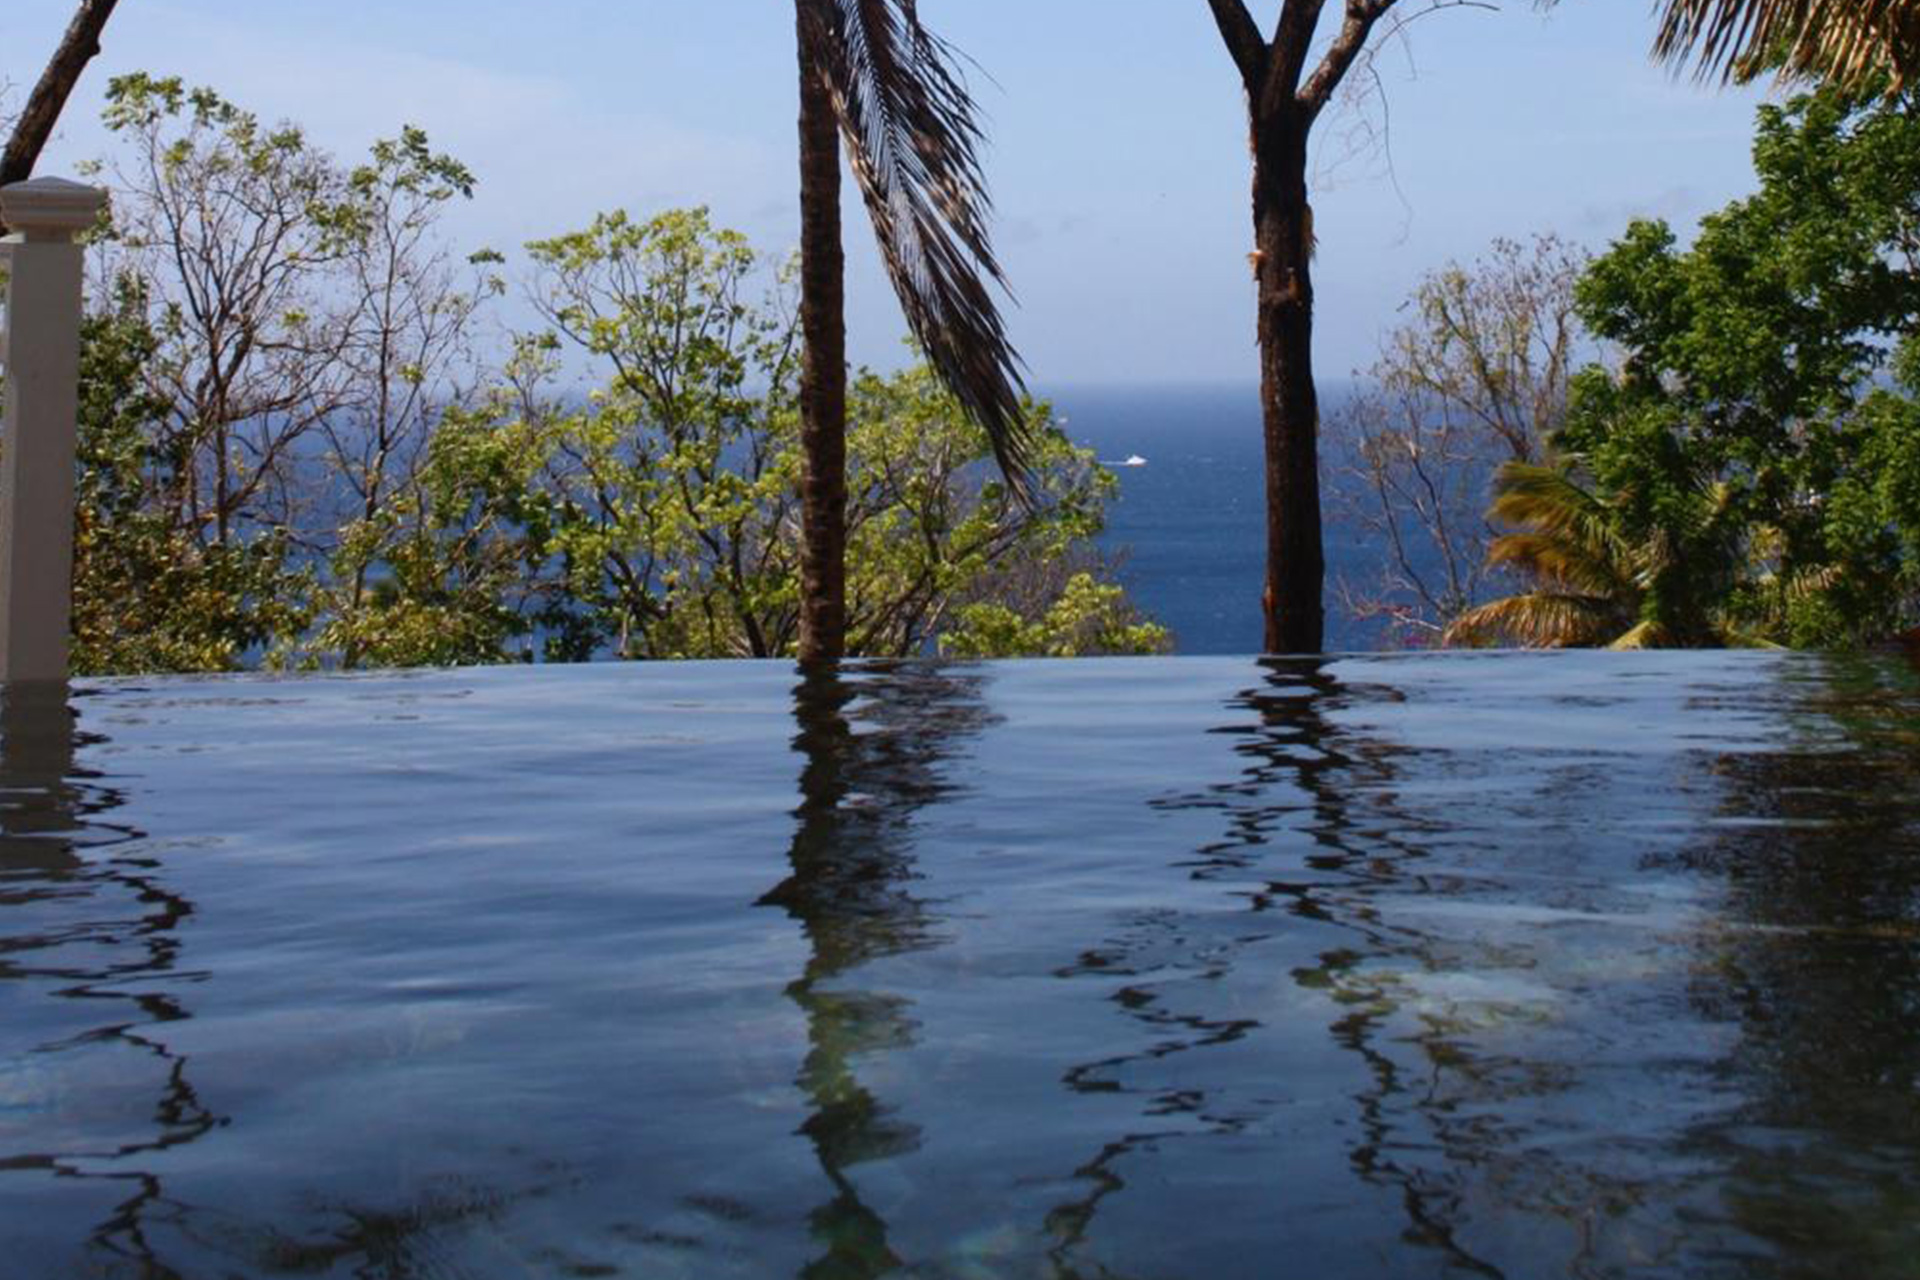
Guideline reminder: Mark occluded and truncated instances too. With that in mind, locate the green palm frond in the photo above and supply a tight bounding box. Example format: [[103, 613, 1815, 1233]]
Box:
[[1490, 463, 1630, 557], [1652, 0, 1920, 92], [1486, 531, 1633, 599], [803, 0, 1031, 485], [1445, 591, 1626, 649]]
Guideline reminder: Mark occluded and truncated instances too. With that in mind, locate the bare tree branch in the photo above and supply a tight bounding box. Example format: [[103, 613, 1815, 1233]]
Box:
[[0, 0, 123, 193], [1208, 0, 1272, 89], [1268, 0, 1333, 110], [1301, 0, 1395, 117]]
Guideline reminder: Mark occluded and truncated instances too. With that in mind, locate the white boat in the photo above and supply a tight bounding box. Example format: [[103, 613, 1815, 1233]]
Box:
[[1120, 454, 1147, 468]]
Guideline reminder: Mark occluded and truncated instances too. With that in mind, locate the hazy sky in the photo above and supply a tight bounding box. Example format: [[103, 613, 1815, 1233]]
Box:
[[4, 1, 1770, 386]]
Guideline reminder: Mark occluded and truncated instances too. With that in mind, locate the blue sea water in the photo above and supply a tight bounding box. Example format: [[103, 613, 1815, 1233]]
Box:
[[1043, 382, 1379, 655]]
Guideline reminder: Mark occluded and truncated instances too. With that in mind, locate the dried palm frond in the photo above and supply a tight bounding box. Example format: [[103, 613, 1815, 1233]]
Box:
[[1607, 619, 1674, 650], [1652, 0, 1920, 93], [803, 0, 1031, 489]]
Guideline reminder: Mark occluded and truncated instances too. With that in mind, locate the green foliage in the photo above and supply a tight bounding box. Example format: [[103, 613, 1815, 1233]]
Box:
[[1466, 87, 1920, 648], [57, 83, 1152, 672], [68, 284, 309, 674], [373, 210, 1160, 662], [945, 573, 1171, 658]]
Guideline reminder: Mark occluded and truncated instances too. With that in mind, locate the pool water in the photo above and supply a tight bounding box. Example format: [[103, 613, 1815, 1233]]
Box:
[[4, 653, 1920, 1278]]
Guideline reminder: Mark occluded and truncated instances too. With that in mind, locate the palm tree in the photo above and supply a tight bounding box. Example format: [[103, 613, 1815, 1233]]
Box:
[[1652, 0, 1920, 93], [1445, 460, 1750, 649], [793, 0, 1029, 664]]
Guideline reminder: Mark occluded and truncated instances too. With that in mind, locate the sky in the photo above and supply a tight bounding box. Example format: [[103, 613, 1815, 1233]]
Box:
[[3, 0, 1772, 387]]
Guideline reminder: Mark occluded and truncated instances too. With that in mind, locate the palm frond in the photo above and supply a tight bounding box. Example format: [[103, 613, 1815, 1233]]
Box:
[[1652, 0, 1920, 92], [805, 0, 1031, 488], [1444, 591, 1624, 649], [1607, 619, 1673, 650], [1490, 463, 1625, 553], [1486, 531, 1632, 599]]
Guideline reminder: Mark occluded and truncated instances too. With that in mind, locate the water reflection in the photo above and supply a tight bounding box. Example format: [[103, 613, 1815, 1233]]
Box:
[[1663, 655, 1920, 1273], [0, 681, 215, 1277], [763, 662, 995, 1278], [1078, 659, 1510, 1275]]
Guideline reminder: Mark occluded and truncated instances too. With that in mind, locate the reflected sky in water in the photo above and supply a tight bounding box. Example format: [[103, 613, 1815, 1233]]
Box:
[[2, 653, 1917, 1278]]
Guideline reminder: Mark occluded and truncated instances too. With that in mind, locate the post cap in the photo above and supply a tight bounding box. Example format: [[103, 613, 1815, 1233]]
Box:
[[0, 177, 108, 242]]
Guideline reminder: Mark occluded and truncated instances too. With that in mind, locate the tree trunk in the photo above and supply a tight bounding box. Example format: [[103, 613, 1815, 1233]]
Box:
[[0, 0, 123, 197], [1251, 108, 1325, 654], [795, 0, 848, 666]]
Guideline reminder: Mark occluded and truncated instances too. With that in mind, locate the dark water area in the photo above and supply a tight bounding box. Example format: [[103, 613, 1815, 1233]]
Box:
[[1042, 382, 1382, 656], [5, 652, 1920, 1277]]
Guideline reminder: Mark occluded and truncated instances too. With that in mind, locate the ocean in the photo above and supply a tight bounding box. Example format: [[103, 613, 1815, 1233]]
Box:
[[1045, 382, 1383, 655]]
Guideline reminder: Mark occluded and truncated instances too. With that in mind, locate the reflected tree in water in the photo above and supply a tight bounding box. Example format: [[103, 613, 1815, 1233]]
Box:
[[1, 685, 555, 1278], [1044, 659, 1512, 1276], [762, 662, 994, 1278], [1658, 654, 1920, 1274], [0, 682, 216, 1278]]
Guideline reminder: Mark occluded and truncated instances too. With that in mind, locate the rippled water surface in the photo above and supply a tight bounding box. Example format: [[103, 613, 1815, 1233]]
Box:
[[5, 653, 1920, 1279]]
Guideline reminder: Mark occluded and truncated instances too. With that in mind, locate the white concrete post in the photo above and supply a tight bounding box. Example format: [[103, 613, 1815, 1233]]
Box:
[[0, 178, 108, 684]]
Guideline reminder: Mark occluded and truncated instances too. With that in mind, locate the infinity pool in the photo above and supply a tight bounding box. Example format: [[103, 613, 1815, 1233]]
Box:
[[4, 653, 1919, 1278]]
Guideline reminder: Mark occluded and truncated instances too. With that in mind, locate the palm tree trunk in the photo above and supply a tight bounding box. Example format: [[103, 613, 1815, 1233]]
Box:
[[1252, 109, 1325, 654], [795, 0, 848, 665]]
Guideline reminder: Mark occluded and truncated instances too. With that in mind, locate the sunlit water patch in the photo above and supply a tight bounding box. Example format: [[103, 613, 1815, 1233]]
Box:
[[3, 652, 1918, 1278]]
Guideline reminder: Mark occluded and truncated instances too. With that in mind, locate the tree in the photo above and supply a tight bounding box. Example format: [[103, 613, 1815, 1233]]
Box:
[[97, 75, 360, 552], [318, 129, 498, 668], [1204, 0, 1427, 654], [1444, 455, 1748, 649], [59, 76, 1150, 672], [69, 279, 311, 673], [376, 207, 1161, 665], [0, 0, 123, 197], [1329, 235, 1588, 641], [1652, 0, 1920, 94], [1456, 88, 1920, 650], [792, 0, 1028, 664]]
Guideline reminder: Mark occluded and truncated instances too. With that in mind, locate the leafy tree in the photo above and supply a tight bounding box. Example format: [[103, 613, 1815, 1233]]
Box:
[[842, 363, 1167, 657], [1457, 88, 1920, 649], [945, 573, 1170, 658], [96, 74, 361, 551], [317, 130, 500, 668], [57, 79, 1149, 671], [361, 209, 1159, 663], [69, 282, 309, 674], [311, 357, 553, 669]]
